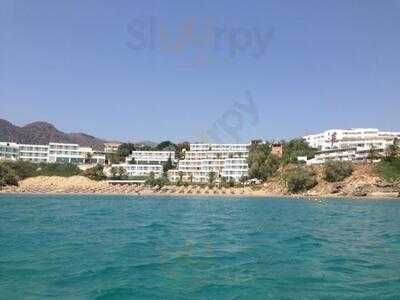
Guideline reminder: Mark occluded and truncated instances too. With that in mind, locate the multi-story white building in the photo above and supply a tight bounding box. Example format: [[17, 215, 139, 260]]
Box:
[[114, 150, 175, 178], [48, 143, 105, 164], [169, 143, 249, 183], [304, 128, 400, 164], [125, 151, 175, 164], [304, 128, 400, 151], [0, 141, 105, 165], [0, 142, 19, 160], [113, 163, 164, 178], [18, 144, 49, 163]]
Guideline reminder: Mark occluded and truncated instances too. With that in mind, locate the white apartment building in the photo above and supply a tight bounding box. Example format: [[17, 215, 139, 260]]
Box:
[[304, 128, 400, 151], [304, 128, 400, 164], [0, 141, 105, 165], [113, 163, 164, 178], [18, 144, 49, 163], [114, 150, 175, 178], [169, 143, 250, 183], [0, 142, 19, 160], [125, 151, 175, 164], [48, 143, 105, 164]]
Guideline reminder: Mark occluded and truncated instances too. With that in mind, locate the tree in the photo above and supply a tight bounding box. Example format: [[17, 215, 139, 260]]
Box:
[[377, 157, 400, 182], [208, 171, 216, 186], [385, 138, 399, 160], [163, 155, 174, 173], [85, 152, 92, 164], [175, 142, 190, 159], [330, 132, 338, 149], [0, 161, 37, 179], [239, 176, 248, 184], [281, 139, 317, 165], [110, 167, 119, 179], [177, 171, 184, 186], [118, 167, 128, 180], [0, 164, 19, 187], [145, 172, 169, 187], [189, 173, 193, 183], [156, 141, 176, 151], [367, 145, 381, 163], [117, 143, 136, 158], [84, 164, 106, 181], [248, 142, 280, 181], [324, 161, 353, 182], [106, 143, 136, 164], [283, 167, 317, 193]]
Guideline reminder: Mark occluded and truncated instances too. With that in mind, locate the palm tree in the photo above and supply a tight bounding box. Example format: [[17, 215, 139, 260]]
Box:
[[111, 166, 119, 179], [386, 138, 400, 159], [85, 152, 92, 164], [177, 171, 184, 185], [330, 132, 337, 149], [189, 174, 193, 184], [208, 171, 216, 186], [367, 145, 380, 163]]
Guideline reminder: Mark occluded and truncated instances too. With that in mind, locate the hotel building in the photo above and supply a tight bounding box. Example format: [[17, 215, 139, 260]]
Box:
[[0, 142, 19, 160], [125, 151, 175, 164], [304, 128, 400, 164], [19, 144, 49, 163], [113, 163, 164, 178], [0, 142, 105, 165], [115, 150, 176, 178], [48, 143, 105, 164], [168, 143, 250, 183]]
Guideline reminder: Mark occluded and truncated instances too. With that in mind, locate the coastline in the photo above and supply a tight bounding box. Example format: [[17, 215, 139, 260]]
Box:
[[0, 172, 399, 200], [1, 189, 398, 200]]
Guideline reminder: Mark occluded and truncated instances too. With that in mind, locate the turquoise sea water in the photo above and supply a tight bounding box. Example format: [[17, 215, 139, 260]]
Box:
[[0, 195, 400, 299]]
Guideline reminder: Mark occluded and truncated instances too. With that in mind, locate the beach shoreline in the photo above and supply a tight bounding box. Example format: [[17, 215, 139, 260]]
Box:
[[0, 173, 398, 200], [1, 189, 398, 200]]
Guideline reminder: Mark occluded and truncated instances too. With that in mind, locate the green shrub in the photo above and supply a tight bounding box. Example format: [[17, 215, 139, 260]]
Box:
[[377, 158, 400, 182], [36, 163, 81, 177], [0, 164, 19, 187], [324, 161, 353, 182], [145, 176, 169, 188], [84, 164, 106, 181], [248, 143, 281, 181], [110, 166, 128, 180], [282, 139, 317, 165], [0, 161, 37, 179], [283, 167, 317, 193]]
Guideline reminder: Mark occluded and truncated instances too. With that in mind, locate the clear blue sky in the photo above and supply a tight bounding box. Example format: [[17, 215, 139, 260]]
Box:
[[1, 0, 399, 143]]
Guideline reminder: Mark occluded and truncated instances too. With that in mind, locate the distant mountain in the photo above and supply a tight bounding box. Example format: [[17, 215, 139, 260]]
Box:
[[0, 119, 106, 149]]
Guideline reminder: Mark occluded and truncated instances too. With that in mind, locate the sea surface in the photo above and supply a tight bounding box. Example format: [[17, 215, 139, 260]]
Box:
[[0, 195, 400, 299]]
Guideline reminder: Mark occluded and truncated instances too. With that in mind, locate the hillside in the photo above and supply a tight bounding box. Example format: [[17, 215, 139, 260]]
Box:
[[0, 119, 106, 148]]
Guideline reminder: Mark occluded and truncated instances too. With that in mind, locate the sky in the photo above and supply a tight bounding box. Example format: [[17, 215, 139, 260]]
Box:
[[0, 0, 399, 143]]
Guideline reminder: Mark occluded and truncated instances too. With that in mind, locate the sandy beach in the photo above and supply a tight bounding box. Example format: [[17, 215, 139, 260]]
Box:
[[1, 171, 399, 199]]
